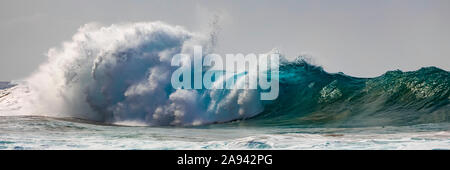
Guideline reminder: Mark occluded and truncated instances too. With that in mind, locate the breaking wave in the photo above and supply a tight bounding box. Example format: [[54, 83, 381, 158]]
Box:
[[0, 22, 448, 127], [0, 22, 264, 126]]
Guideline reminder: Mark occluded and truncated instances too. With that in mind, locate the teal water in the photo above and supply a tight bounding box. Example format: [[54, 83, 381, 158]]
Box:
[[248, 60, 449, 127]]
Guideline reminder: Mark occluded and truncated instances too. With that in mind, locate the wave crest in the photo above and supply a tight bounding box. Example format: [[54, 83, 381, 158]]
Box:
[[0, 22, 263, 126]]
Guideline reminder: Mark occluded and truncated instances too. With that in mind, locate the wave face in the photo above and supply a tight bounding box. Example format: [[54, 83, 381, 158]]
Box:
[[0, 22, 449, 127], [243, 60, 450, 127]]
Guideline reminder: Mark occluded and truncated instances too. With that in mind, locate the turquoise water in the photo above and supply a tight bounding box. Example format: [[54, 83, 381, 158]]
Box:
[[249, 60, 449, 127]]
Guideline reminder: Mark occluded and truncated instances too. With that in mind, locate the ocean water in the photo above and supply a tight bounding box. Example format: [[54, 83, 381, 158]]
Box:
[[0, 116, 448, 150], [0, 22, 449, 150]]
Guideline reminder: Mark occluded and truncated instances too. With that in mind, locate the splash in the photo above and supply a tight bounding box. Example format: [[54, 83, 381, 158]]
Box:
[[0, 22, 264, 126]]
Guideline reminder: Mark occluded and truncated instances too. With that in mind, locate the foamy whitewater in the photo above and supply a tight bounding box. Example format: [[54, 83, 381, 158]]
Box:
[[0, 22, 449, 149], [0, 22, 265, 126]]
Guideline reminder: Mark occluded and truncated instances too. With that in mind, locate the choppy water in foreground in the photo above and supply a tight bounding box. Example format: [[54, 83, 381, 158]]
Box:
[[0, 116, 448, 150]]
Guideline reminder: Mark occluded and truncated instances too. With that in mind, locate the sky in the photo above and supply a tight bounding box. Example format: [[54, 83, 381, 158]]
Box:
[[0, 0, 449, 80]]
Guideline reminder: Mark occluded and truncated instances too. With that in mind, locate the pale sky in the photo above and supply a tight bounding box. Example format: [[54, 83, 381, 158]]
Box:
[[1, 0, 449, 80]]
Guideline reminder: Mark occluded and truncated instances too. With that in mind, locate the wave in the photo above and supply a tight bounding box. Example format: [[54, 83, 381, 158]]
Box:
[[0, 22, 263, 126], [0, 22, 448, 127], [244, 60, 450, 127]]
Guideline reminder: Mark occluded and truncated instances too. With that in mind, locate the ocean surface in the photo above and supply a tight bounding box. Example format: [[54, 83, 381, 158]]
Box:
[[0, 116, 448, 150], [0, 22, 448, 150], [1, 62, 449, 150], [1, 59, 449, 150]]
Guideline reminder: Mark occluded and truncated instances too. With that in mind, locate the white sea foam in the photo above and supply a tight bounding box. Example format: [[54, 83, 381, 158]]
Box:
[[0, 116, 448, 150], [0, 22, 264, 126]]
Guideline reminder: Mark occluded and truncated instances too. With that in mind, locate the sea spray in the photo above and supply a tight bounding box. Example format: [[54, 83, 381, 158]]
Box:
[[0, 22, 265, 126]]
